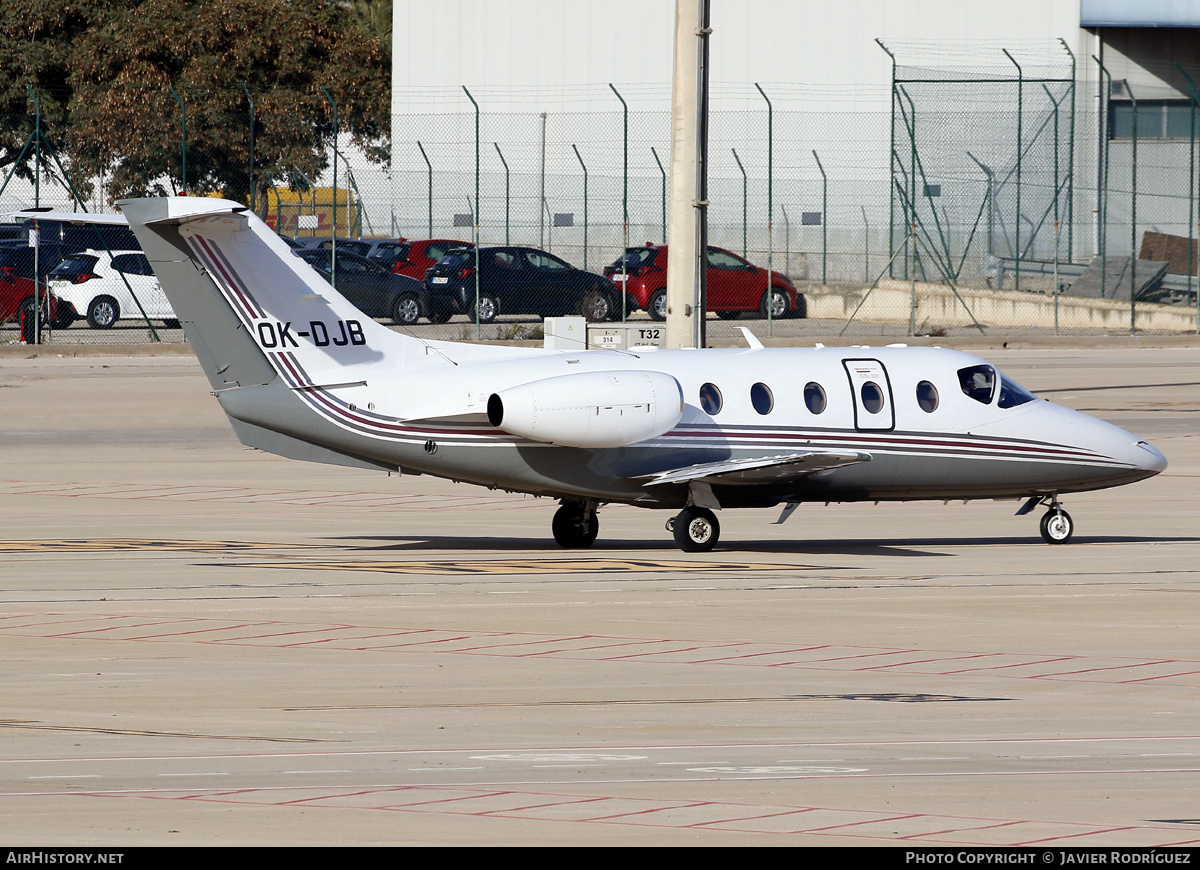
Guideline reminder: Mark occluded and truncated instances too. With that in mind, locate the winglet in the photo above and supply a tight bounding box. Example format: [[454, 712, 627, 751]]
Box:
[[737, 327, 764, 349]]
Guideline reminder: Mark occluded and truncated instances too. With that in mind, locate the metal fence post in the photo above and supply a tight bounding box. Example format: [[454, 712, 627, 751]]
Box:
[[1003, 49, 1023, 294], [1059, 39, 1076, 263], [1175, 63, 1199, 331], [781, 204, 790, 281], [242, 81, 255, 212], [876, 39, 898, 278], [813, 150, 827, 285], [319, 86, 338, 283], [651, 146, 666, 244], [168, 85, 186, 194], [494, 142, 509, 245], [1042, 83, 1062, 333], [732, 148, 747, 258], [609, 84, 628, 321], [572, 144, 588, 270], [755, 83, 774, 333], [462, 86, 481, 339], [1127, 80, 1137, 335], [1094, 56, 1112, 298], [417, 141, 433, 238]]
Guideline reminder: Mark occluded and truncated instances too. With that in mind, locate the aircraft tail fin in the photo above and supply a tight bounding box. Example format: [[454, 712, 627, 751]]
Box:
[[118, 196, 436, 392]]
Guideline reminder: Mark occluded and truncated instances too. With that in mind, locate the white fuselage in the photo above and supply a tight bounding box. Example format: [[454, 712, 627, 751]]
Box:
[[219, 341, 1166, 509]]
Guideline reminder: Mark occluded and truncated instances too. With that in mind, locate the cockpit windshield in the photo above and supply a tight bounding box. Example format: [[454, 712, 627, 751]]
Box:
[[998, 374, 1037, 408], [958, 364, 1038, 408]]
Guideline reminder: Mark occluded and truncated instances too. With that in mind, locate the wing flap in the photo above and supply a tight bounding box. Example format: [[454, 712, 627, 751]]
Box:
[[638, 450, 871, 487]]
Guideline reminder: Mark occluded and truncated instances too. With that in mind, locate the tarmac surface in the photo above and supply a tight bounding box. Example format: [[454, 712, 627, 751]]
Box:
[[1, 344, 1198, 846]]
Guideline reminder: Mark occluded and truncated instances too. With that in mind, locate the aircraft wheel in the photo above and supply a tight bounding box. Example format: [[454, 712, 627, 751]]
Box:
[[552, 502, 599, 549], [673, 506, 719, 552], [1039, 509, 1073, 544]]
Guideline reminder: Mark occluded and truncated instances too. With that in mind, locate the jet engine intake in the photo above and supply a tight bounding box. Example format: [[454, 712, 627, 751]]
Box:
[[487, 370, 684, 448]]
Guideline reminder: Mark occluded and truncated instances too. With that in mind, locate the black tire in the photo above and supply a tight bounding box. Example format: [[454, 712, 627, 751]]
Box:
[[647, 289, 667, 322], [17, 297, 47, 328], [87, 296, 119, 329], [53, 305, 76, 330], [552, 502, 599, 549], [791, 293, 807, 319], [391, 293, 422, 326], [579, 287, 613, 323], [672, 506, 720, 552], [163, 318, 181, 329], [715, 310, 741, 320], [471, 293, 499, 324], [759, 287, 790, 320], [1039, 509, 1073, 544]]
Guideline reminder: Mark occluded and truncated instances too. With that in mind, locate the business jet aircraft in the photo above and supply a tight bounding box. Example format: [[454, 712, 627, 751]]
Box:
[[28, 197, 1167, 551]]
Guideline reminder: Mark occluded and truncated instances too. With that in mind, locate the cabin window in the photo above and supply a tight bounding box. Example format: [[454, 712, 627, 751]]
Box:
[[750, 382, 773, 415], [804, 382, 826, 415], [699, 382, 723, 415], [916, 380, 939, 412], [958, 364, 995, 404], [860, 382, 884, 414], [998, 374, 1037, 408]]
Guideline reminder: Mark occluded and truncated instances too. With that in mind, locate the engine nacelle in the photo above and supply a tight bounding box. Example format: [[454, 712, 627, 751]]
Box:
[[487, 370, 684, 448]]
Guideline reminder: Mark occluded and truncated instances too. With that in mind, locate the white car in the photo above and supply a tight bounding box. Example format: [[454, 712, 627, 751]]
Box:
[[48, 250, 177, 329]]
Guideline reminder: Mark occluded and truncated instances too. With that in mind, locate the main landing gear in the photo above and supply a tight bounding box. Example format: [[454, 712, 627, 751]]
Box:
[[1018, 495, 1074, 545], [664, 506, 721, 553], [552, 500, 722, 552], [552, 500, 599, 548]]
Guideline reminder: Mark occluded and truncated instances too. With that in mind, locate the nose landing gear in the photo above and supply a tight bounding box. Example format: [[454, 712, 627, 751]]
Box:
[[1039, 506, 1074, 544], [1018, 495, 1074, 544]]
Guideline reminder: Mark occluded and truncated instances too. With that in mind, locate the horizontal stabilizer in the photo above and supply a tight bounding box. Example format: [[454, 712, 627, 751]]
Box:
[[10, 208, 129, 225], [638, 450, 871, 487], [12, 199, 246, 226]]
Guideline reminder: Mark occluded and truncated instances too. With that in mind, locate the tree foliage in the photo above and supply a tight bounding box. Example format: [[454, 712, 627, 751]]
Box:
[[0, 0, 390, 212]]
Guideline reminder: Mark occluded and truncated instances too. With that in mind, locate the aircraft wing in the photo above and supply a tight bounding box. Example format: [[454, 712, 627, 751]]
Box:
[[637, 450, 871, 487]]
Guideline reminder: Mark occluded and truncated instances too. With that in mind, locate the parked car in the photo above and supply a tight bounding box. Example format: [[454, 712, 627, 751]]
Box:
[[296, 248, 429, 326], [603, 244, 806, 321], [423, 246, 620, 324], [380, 239, 473, 281], [47, 250, 177, 329], [0, 243, 77, 330], [20, 218, 140, 254], [294, 236, 387, 256]]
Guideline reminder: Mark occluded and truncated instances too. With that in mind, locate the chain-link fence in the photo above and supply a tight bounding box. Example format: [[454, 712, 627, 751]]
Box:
[[5, 70, 1200, 348]]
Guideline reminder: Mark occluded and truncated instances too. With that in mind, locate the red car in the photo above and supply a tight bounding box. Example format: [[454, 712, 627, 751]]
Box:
[[381, 239, 474, 281], [603, 244, 805, 321], [0, 244, 73, 331]]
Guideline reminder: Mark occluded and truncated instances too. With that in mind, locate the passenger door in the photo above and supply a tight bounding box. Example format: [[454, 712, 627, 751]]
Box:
[[842, 358, 895, 431]]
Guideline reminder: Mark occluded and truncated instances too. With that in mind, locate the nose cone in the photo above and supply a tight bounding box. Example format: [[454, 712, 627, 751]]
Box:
[[1131, 439, 1168, 478]]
